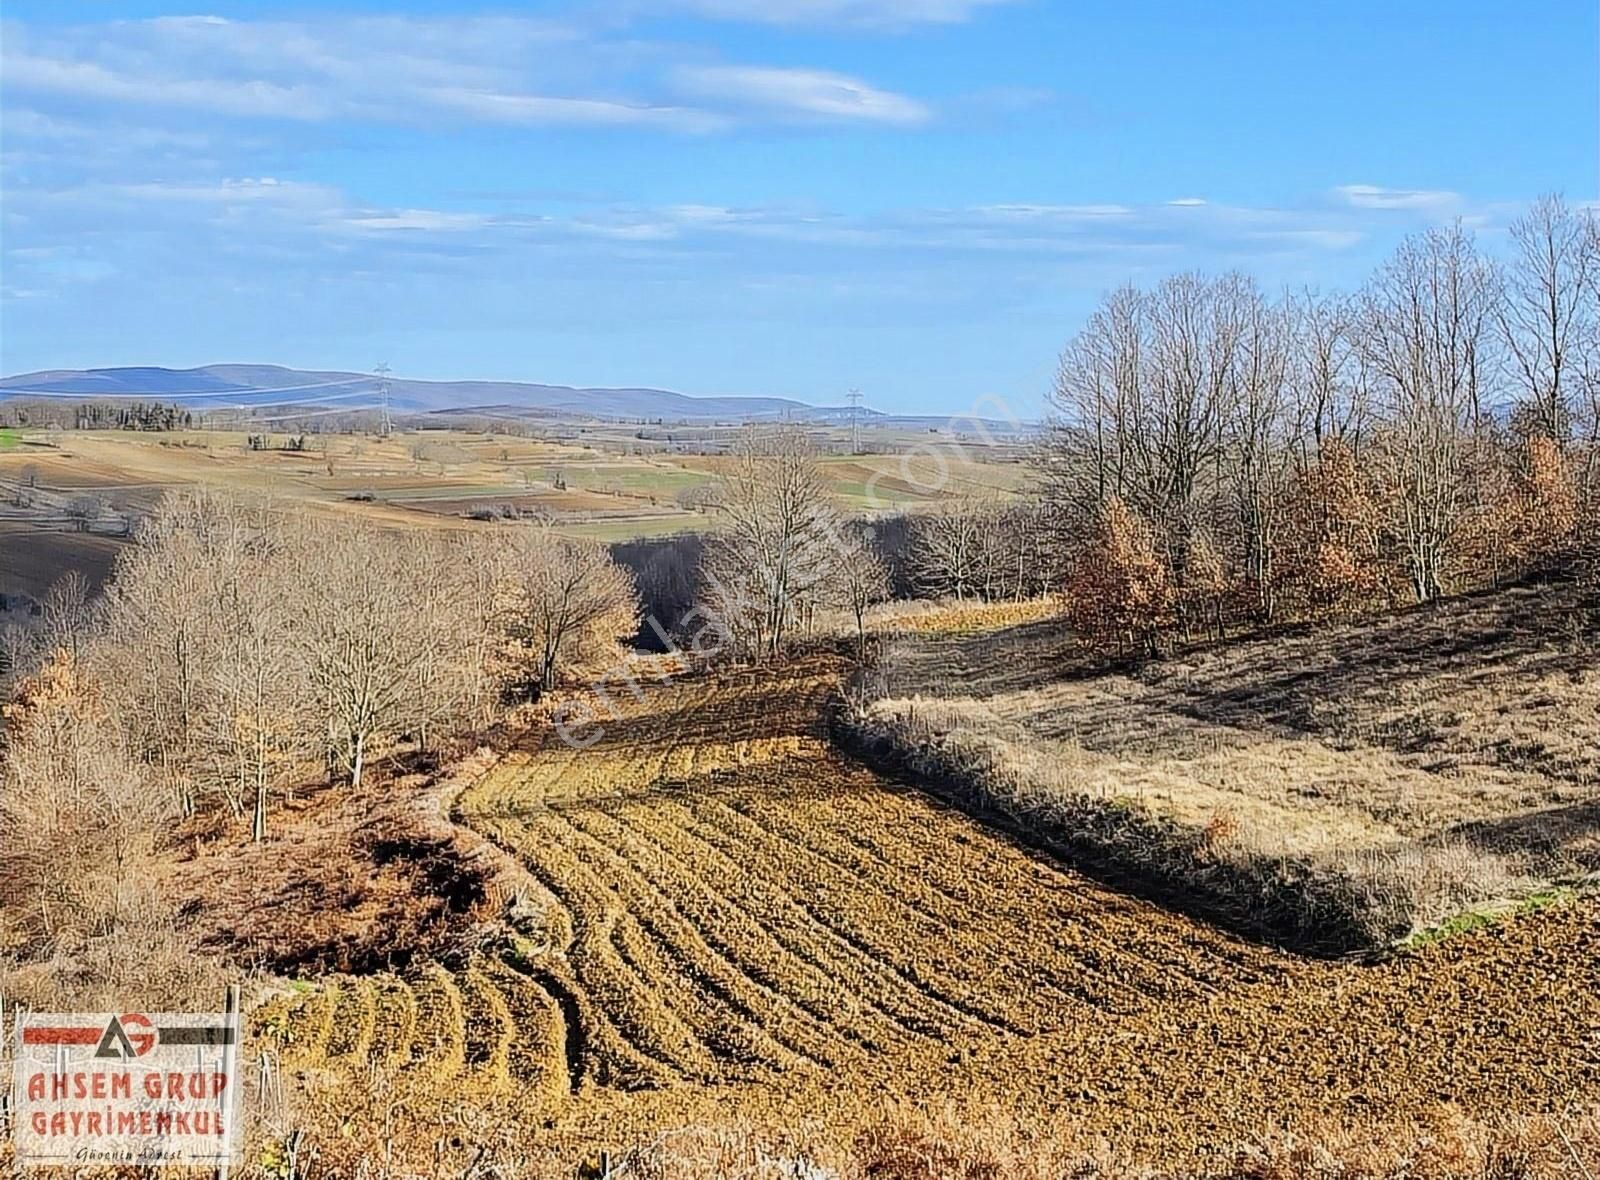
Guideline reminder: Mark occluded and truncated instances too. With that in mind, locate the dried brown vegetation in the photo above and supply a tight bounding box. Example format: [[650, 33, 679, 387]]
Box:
[[852, 579, 1599, 952]]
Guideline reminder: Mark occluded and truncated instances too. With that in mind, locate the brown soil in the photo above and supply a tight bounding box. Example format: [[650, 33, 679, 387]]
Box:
[[258, 655, 1600, 1173]]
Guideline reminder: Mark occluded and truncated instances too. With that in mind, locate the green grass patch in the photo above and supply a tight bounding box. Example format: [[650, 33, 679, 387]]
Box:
[[554, 515, 706, 541], [1400, 886, 1577, 953], [0, 428, 19, 451], [561, 464, 709, 495]]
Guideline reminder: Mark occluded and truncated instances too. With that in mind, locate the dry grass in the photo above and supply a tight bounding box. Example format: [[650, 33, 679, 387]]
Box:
[[852, 580, 1600, 952], [859, 595, 1063, 636], [163, 761, 507, 976], [266, 1099, 1600, 1180]]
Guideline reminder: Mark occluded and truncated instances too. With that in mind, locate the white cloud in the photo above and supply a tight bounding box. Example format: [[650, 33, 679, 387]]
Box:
[[422, 87, 727, 132], [675, 65, 930, 124], [7, 169, 1517, 320], [0, 15, 933, 134], [644, 0, 1018, 27], [1, 52, 334, 120], [341, 210, 498, 233], [1335, 184, 1461, 212], [109, 178, 343, 208], [973, 203, 1134, 220]]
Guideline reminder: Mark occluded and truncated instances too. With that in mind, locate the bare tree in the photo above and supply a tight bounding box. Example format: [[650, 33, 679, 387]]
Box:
[[203, 541, 302, 841], [907, 498, 993, 600], [505, 525, 638, 694], [996, 499, 1056, 600], [95, 489, 263, 818], [1498, 195, 1596, 445], [1584, 215, 1600, 494], [65, 494, 104, 533], [294, 523, 420, 788], [1359, 223, 1499, 602], [833, 530, 891, 658], [1048, 274, 1238, 624], [699, 426, 841, 659], [1044, 283, 1144, 528], [454, 533, 516, 726], [89, 490, 547, 829], [1289, 289, 1369, 466], [1221, 279, 1299, 619], [38, 571, 94, 662]]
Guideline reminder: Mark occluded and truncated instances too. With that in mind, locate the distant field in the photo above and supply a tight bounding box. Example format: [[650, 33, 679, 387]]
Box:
[[553, 515, 709, 541], [0, 424, 1022, 599], [0, 523, 128, 599]]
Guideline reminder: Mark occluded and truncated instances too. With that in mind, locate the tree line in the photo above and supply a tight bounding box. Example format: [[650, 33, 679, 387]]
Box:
[[881, 198, 1598, 655]]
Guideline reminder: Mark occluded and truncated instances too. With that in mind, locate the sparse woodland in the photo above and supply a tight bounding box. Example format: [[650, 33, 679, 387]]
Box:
[[872, 202, 1600, 658], [678, 201, 1599, 670], [0, 493, 639, 992], [1040, 203, 1600, 651], [697, 425, 890, 659]]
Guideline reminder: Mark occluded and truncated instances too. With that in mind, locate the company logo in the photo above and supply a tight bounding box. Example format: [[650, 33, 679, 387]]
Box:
[[12, 1009, 242, 1167], [20, 1014, 234, 1060]]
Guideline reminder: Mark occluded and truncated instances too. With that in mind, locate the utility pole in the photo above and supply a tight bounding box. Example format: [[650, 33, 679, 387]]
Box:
[[374, 362, 392, 438], [847, 388, 863, 455]]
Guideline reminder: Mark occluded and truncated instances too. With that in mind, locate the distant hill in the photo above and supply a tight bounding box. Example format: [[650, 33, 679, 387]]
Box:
[[0, 364, 856, 423]]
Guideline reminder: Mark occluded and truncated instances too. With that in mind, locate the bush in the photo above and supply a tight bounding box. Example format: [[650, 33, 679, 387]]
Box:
[[1065, 498, 1174, 657]]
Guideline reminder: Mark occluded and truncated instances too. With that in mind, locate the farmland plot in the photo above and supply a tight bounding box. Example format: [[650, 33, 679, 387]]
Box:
[[452, 661, 1293, 1098], [858, 583, 1600, 950], [260, 650, 1600, 1167]]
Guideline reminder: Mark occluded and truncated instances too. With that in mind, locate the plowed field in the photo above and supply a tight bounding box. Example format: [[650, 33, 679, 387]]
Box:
[[261, 658, 1600, 1168]]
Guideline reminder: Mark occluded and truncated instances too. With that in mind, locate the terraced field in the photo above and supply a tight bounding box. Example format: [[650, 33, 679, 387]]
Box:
[[257, 960, 572, 1109], [258, 654, 1600, 1167], [259, 661, 1283, 1097]]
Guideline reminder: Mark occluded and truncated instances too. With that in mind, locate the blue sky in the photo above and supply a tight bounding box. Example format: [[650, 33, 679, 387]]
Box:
[[1, 1, 1594, 414]]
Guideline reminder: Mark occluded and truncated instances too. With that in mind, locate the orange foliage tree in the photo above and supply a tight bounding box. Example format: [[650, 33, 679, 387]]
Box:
[[1279, 439, 1390, 616], [1498, 435, 1579, 573], [0, 651, 171, 945], [1065, 498, 1174, 656]]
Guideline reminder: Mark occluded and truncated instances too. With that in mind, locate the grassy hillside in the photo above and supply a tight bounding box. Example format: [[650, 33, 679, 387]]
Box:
[[850, 579, 1600, 953]]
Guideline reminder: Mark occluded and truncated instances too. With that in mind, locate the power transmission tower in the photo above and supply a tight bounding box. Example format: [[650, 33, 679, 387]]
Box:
[[374, 362, 392, 438], [847, 388, 863, 454]]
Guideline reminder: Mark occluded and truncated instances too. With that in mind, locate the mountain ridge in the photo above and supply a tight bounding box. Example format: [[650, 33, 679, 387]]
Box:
[[0, 364, 856, 423]]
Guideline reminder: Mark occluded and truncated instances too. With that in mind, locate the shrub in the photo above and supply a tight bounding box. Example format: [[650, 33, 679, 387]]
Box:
[[0, 651, 172, 948], [1065, 498, 1173, 656]]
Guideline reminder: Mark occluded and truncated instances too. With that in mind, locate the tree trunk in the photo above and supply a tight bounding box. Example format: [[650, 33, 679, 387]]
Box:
[[252, 776, 267, 842]]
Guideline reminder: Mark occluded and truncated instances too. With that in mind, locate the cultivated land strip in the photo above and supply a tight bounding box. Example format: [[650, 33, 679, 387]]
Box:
[[258, 656, 1600, 1167]]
